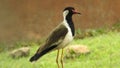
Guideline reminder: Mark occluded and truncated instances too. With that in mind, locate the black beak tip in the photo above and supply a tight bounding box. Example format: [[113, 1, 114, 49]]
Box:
[[78, 12, 81, 15]]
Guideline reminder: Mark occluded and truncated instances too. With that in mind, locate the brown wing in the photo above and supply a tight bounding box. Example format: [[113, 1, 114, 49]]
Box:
[[29, 24, 68, 62], [37, 24, 68, 53], [45, 24, 68, 47]]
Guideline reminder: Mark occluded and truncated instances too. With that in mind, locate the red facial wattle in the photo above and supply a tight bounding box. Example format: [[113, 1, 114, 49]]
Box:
[[72, 10, 81, 14]]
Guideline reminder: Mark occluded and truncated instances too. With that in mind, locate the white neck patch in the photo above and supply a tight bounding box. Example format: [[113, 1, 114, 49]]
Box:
[[63, 10, 69, 19]]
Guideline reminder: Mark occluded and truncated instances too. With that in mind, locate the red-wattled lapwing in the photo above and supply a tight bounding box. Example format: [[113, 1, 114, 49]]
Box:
[[29, 7, 81, 68]]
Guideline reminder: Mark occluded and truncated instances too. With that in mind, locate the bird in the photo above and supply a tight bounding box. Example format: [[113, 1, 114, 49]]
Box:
[[29, 7, 81, 68]]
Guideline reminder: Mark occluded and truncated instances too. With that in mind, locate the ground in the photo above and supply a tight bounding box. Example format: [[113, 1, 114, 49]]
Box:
[[0, 31, 120, 68]]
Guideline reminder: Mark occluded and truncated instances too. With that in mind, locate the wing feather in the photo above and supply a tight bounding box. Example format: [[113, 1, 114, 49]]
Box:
[[37, 24, 68, 53]]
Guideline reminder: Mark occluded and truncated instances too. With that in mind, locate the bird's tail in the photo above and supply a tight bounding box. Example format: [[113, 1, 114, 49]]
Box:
[[29, 45, 57, 62], [29, 53, 41, 62]]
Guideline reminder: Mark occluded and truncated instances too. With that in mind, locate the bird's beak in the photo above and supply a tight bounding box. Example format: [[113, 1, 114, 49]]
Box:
[[72, 10, 81, 14]]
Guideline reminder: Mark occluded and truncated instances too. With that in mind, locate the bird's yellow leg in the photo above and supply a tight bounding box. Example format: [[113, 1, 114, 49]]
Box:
[[56, 50, 60, 68], [61, 49, 64, 68]]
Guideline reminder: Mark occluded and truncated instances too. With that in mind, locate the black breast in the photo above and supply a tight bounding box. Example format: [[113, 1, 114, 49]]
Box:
[[65, 14, 75, 36]]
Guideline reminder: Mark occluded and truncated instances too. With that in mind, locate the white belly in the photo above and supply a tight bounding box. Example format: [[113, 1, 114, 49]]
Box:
[[57, 29, 73, 49], [62, 32, 73, 47], [56, 20, 74, 49]]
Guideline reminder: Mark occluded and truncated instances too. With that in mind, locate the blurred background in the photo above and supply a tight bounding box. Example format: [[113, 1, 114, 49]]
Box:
[[0, 0, 120, 46], [0, 1, 120, 68]]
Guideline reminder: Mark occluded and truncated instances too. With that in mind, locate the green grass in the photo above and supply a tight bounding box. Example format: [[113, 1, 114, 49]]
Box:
[[0, 31, 120, 68]]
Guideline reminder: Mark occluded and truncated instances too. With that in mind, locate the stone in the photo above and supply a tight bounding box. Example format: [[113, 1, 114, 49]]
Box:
[[9, 47, 30, 58], [64, 45, 90, 59]]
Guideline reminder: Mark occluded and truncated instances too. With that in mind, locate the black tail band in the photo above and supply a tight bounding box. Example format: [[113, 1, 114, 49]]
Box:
[[29, 45, 57, 62]]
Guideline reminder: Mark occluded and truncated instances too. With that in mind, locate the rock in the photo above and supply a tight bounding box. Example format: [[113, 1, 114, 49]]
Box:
[[9, 47, 30, 58], [64, 45, 90, 59]]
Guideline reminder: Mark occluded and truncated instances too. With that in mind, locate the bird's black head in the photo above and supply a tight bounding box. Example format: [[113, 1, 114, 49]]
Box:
[[63, 7, 81, 15], [63, 7, 80, 36]]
